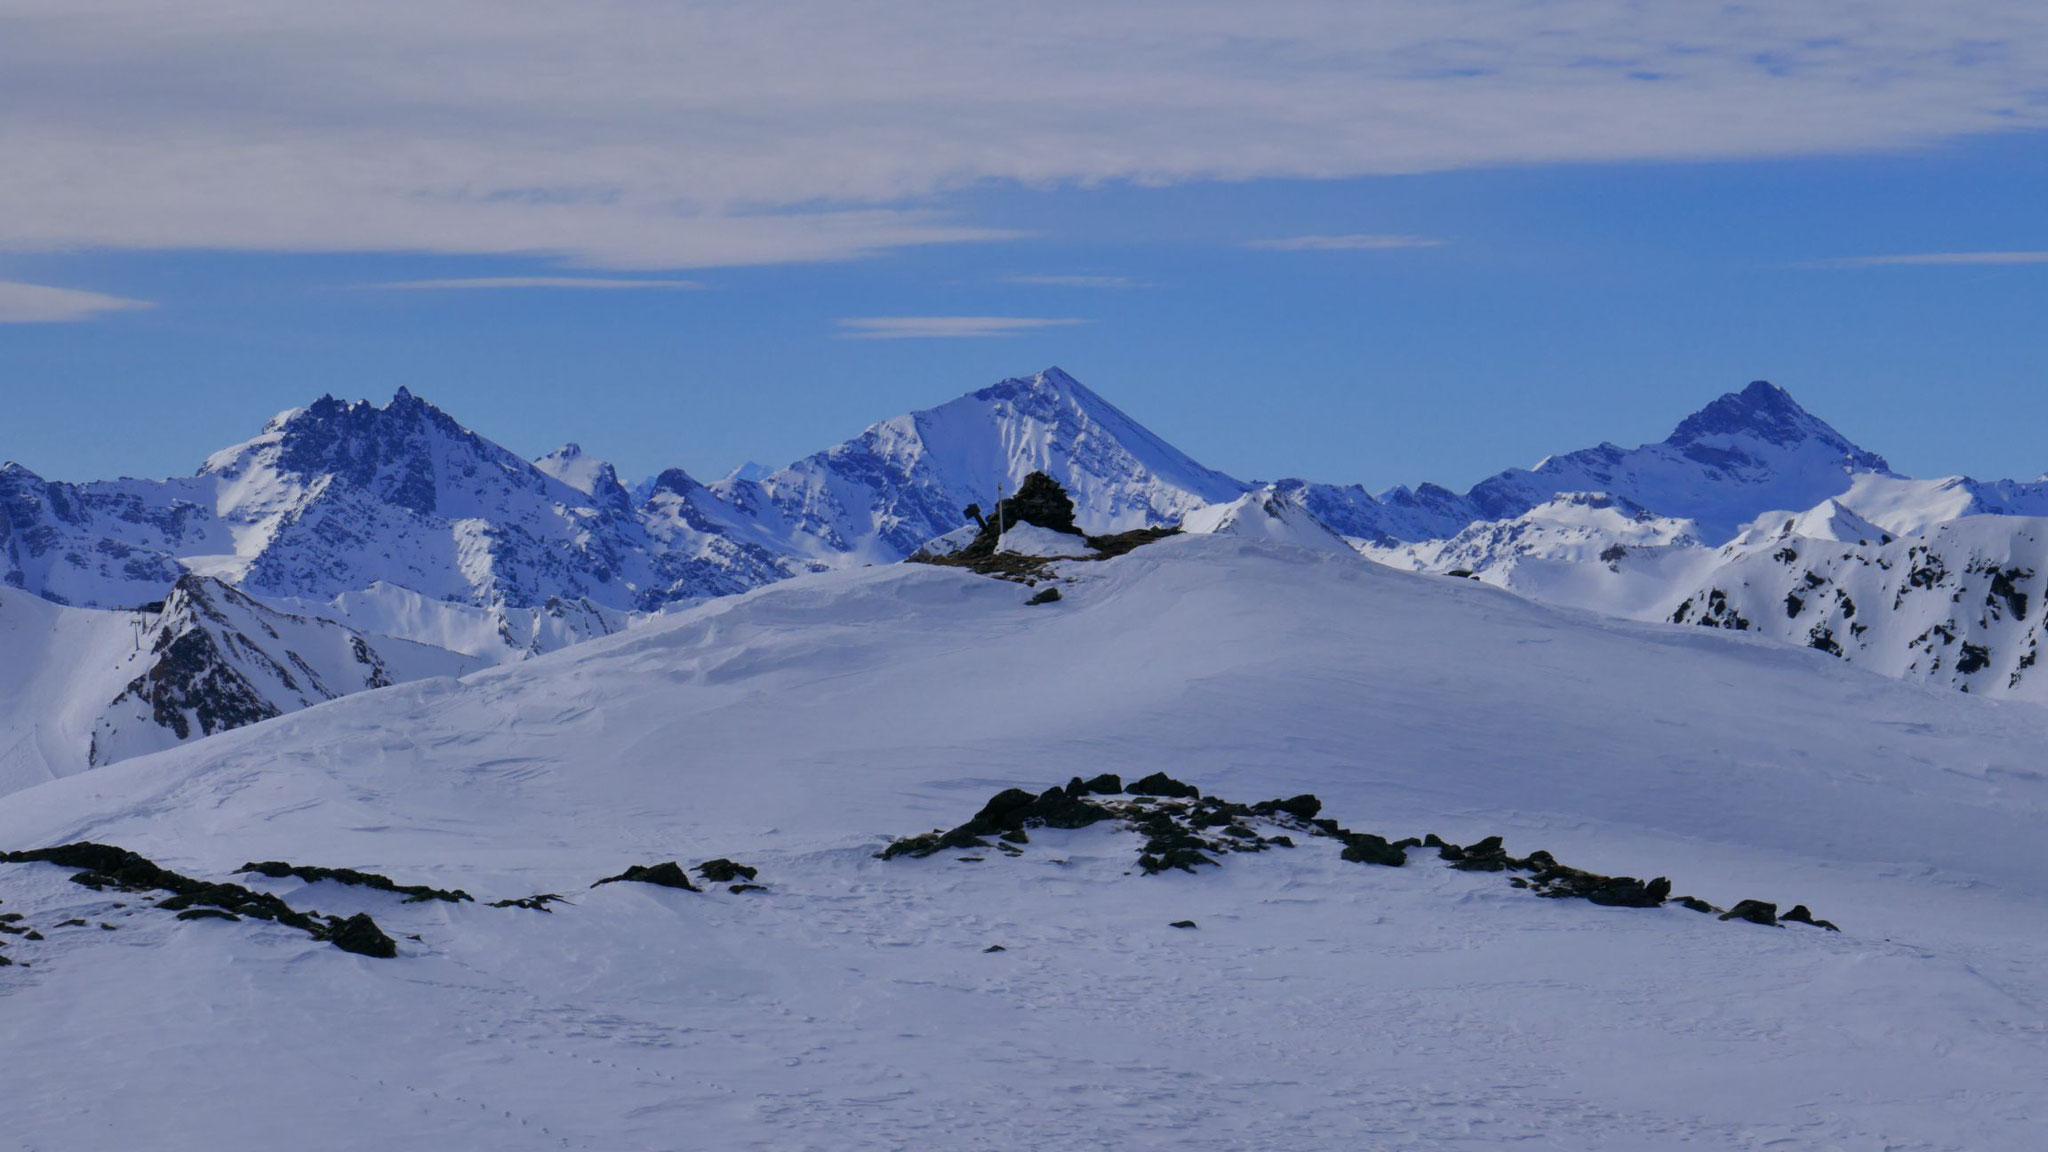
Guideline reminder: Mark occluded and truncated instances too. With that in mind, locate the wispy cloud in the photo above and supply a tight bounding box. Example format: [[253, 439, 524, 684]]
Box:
[[0, 280, 153, 324], [1003, 274, 1149, 289], [836, 316, 1089, 339], [0, 4, 2041, 268], [1244, 234, 1445, 252], [1795, 251, 2048, 269], [370, 277, 709, 291]]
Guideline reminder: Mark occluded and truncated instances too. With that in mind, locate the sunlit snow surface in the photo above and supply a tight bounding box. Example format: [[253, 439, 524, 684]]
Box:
[[3, 536, 2045, 1150]]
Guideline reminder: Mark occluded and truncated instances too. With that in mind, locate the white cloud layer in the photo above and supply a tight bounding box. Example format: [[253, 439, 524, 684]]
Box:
[[1, 2, 2043, 269], [837, 316, 1088, 339], [372, 277, 708, 291], [0, 280, 152, 323], [1246, 234, 1446, 252], [1800, 251, 2048, 268]]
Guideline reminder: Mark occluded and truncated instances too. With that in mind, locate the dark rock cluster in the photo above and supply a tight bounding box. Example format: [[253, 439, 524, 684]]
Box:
[[694, 859, 758, 884], [591, 858, 767, 895], [591, 862, 699, 891], [880, 773, 1366, 875], [912, 470, 1182, 584], [879, 778, 1842, 935], [237, 860, 474, 904], [960, 471, 1086, 555], [489, 893, 569, 912], [1, 843, 398, 958]]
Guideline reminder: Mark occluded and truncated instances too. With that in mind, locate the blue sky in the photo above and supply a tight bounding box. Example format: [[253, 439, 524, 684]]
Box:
[[1, 2, 2044, 491]]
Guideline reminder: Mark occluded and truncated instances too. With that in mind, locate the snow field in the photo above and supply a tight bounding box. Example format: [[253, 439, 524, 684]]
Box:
[[2, 536, 2045, 1149]]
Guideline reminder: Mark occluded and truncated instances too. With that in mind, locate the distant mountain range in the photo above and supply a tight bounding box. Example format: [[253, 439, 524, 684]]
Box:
[[11, 365, 2048, 783]]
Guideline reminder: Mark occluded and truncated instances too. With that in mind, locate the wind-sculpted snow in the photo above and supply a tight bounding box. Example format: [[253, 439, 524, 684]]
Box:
[[2, 537, 2045, 1148]]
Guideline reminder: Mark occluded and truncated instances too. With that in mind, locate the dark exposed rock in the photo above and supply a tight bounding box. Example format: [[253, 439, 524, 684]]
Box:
[[1251, 794, 1323, 821], [1530, 870, 1670, 908], [237, 860, 473, 904], [489, 894, 568, 912], [1021, 786, 1115, 830], [1026, 586, 1062, 605], [1126, 772, 1200, 799], [870, 781, 1832, 942], [1719, 899, 1779, 926], [969, 788, 1038, 829], [56, 918, 86, 928], [1169, 920, 1198, 929], [591, 862, 699, 891], [175, 908, 241, 922], [328, 913, 399, 958], [1781, 904, 1840, 931], [729, 884, 767, 894], [1138, 846, 1218, 874], [968, 471, 1084, 548], [983, 944, 1006, 953], [694, 859, 759, 884], [1339, 833, 1408, 868], [1073, 773, 1123, 795], [878, 831, 948, 860], [3, 842, 399, 957]]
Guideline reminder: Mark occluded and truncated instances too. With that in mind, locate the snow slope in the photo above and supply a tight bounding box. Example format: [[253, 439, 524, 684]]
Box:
[[2, 536, 2045, 1150], [0, 588, 140, 795], [0, 576, 478, 796]]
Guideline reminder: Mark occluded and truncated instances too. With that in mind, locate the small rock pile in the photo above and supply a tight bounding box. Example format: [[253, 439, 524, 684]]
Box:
[[591, 858, 766, 895]]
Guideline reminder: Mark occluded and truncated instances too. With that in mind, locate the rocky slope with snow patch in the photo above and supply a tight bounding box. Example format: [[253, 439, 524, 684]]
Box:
[[0, 575, 477, 794], [1367, 492, 1702, 583], [1661, 514, 2048, 700]]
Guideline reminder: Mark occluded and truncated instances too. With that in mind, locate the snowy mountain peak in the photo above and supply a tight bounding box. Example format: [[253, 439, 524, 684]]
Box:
[[1733, 498, 1893, 548], [1665, 380, 1890, 473], [711, 366, 1249, 564], [535, 442, 629, 506], [648, 467, 702, 497]]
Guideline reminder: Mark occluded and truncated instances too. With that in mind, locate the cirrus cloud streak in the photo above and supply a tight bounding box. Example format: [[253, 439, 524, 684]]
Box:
[[836, 316, 1089, 339], [1797, 250, 2048, 268], [0, 280, 152, 323]]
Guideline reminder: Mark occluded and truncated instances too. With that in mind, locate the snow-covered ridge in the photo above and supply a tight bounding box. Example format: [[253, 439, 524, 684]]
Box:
[[0, 575, 476, 796]]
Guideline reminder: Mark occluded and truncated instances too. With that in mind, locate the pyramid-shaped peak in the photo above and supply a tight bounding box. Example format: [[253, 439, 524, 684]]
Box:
[[1665, 380, 1888, 471], [973, 366, 1098, 404]]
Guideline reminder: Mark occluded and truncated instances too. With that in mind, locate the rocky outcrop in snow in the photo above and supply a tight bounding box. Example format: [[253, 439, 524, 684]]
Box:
[[87, 574, 477, 768]]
